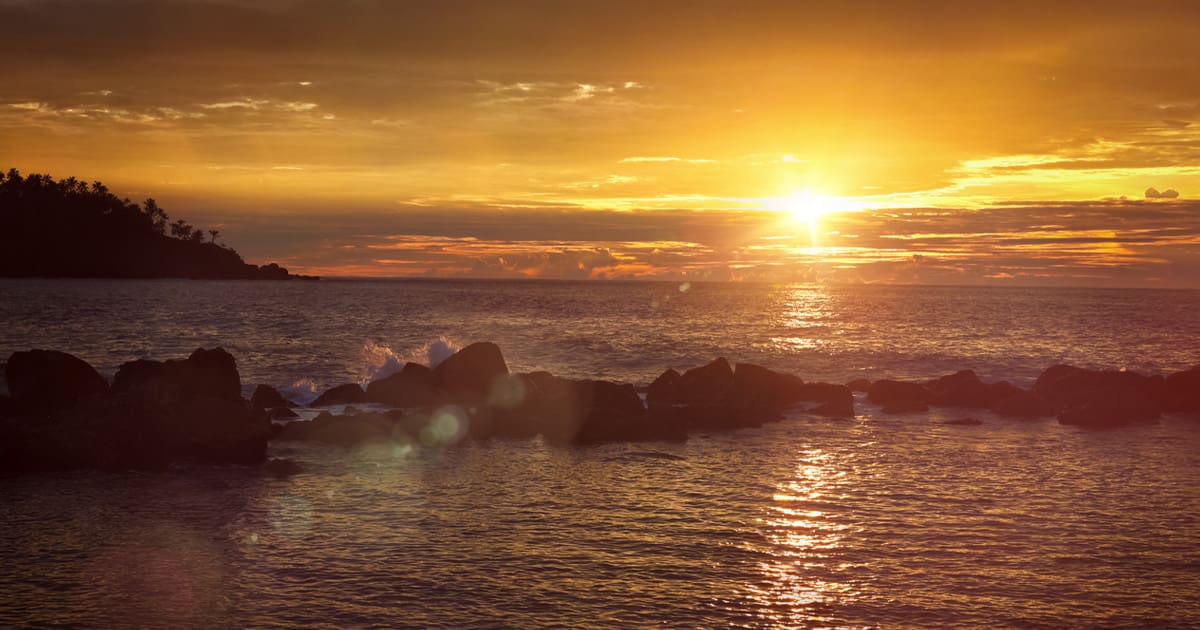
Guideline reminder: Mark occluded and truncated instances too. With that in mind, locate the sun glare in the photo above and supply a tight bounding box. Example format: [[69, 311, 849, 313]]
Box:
[[779, 191, 857, 225]]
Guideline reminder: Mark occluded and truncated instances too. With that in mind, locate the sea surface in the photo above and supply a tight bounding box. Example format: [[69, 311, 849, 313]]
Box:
[[1, 279, 1199, 628]]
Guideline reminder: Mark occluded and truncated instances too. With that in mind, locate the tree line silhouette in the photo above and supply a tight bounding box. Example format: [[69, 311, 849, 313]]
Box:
[[0, 169, 312, 279]]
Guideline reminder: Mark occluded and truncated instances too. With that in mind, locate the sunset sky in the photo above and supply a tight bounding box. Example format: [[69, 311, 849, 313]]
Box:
[[3, 0, 1199, 285]]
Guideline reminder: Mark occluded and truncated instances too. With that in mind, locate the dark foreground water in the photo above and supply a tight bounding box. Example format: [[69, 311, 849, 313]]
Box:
[[2, 279, 1199, 627]]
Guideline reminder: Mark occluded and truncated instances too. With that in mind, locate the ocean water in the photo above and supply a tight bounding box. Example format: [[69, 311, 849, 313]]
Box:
[[2, 279, 1199, 627]]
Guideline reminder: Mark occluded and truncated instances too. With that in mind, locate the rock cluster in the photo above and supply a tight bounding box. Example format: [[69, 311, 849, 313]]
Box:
[[2, 348, 269, 472], [3, 342, 1197, 473]]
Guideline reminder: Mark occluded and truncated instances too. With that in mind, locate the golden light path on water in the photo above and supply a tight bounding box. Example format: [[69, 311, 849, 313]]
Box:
[[741, 447, 860, 628]]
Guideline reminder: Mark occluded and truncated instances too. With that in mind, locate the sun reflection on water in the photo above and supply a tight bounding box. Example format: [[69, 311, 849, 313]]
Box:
[[744, 447, 860, 627]]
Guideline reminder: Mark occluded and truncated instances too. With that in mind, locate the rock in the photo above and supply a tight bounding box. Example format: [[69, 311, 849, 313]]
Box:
[[166, 396, 270, 464], [0, 394, 14, 417], [434, 342, 508, 403], [1163, 365, 1200, 413], [1035, 364, 1162, 427], [251, 384, 295, 409], [925, 370, 1022, 409], [867, 379, 931, 409], [674, 358, 737, 407], [263, 458, 303, 477], [2, 348, 269, 472], [572, 380, 686, 443], [268, 406, 299, 419], [274, 410, 403, 445], [645, 369, 681, 408], [990, 389, 1054, 418], [112, 347, 242, 402], [881, 399, 930, 414], [668, 403, 758, 431], [5, 349, 108, 413], [846, 378, 871, 393], [796, 383, 855, 417], [733, 362, 804, 411], [365, 362, 441, 407], [310, 383, 366, 407], [943, 417, 983, 426]]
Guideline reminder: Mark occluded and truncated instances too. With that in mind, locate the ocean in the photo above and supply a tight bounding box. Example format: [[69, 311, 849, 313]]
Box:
[[2, 279, 1199, 627]]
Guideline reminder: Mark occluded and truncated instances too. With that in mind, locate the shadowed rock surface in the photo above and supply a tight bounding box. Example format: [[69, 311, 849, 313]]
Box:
[[5, 349, 108, 413], [251, 384, 295, 409], [310, 383, 366, 407], [1035, 364, 1163, 428], [365, 362, 441, 407], [2, 348, 269, 472]]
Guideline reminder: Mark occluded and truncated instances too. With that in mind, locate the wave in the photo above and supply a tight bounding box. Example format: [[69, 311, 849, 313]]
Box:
[[361, 337, 462, 383]]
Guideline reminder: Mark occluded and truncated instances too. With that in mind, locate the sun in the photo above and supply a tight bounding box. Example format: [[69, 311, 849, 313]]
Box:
[[780, 190, 851, 225]]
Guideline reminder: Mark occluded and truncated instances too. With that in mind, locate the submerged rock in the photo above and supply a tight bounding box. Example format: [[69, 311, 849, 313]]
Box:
[[868, 379, 931, 409], [846, 378, 871, 393], [925, 370, 1022, 409], [990, 389, 1054, 418], [6, 349, 108, 413], [310, 383, 366, 407], [263, 458, 303, 477]]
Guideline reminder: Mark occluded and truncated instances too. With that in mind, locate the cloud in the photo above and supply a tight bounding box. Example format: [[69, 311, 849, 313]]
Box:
[[1145, 186, 1180, 199]]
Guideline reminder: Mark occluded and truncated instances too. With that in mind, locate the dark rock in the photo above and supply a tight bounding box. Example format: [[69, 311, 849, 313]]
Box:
[[881, 399, 930, 414], [3, 348, 269, 472], [797, 383, 855, 417], [672, 404, 760, 431], [1035, 364, 1162, 427], [846, 378, 871, 393], [867, 379, 931, 408], [5, 349, 108, 413], [943, 417, 983, 426], [366, 362, 441, 407], [991, 389, 1054, 418], [274, 411, 402, 445], [434, 342, 508, 403], [925, 370, 1022, 409], [572, 380, 686, 444], [269, 406, 299, 419], [674, 358, 736, 407], [263, 458, 303, 477], [646, 369, 681, 408], [0, 394, 14, 417], [1163, 365, 1200, 413], [733, 363, 808, 417], [112, 347, 242, 403], [165, 396, 270, 464], [251, 384, 295, 409], [310, 383, 366, 407]]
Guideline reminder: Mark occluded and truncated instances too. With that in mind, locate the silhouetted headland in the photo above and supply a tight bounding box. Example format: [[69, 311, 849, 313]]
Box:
[[2, 343, 1197, 475], [0, 169, 315, 280]]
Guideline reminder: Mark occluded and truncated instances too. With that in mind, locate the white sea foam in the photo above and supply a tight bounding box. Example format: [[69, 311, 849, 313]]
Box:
[[361, 337, 462, 383]]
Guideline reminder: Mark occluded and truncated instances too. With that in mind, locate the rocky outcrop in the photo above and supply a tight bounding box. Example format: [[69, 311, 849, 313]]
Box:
[[365, 362, 441, 407], [5, 349, 108, 413], [868, 379, 931, 413], [2, 347, 268, 472], [1035, 364, 1163, 428], [925, 370, 1021, 409], [1163, 365, 1200, 413], [251, 385, 295, 410], [433, 342, 508, 402], [310, 383, 366, 407]]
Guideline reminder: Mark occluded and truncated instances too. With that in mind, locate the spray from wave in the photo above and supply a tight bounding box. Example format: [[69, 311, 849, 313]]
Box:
[[361, 337, 462, 383], [279, 378, 321, 406]]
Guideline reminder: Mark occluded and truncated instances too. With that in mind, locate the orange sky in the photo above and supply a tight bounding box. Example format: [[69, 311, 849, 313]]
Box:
[[2, 1, 1199, 285]]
